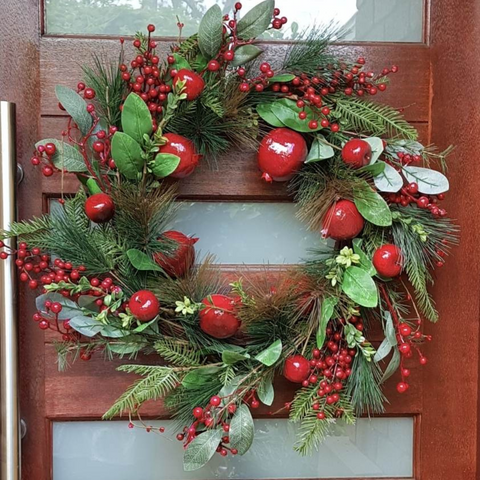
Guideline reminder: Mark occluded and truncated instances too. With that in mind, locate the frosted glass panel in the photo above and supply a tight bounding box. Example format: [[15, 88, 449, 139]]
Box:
[[168, 202, 325, 264], [53, 418, 414, 479], [45, 0, 424, 42]]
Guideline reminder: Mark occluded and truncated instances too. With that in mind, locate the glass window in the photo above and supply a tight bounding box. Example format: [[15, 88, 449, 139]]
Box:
[[45, 0, 424, 43], [53, 417, 414, 479]]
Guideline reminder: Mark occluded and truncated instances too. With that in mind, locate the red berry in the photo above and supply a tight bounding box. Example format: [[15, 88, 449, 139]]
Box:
[[283, 355, 310, 383], [44, 142, 56, 156], [399, 343, 411, 355], [84, 88, 96, 100], [407, 182, 419, 194], [210, 395, 221, 407], [158, 133, 200, 179], [173, 69, 205, 101], [193, 407, 203, 418], [341, 139, 372, 168], [399, 323, 412, 337], [154, 230, 198, 278], [28, 279, 38, 290], [50, 302, 63, 314], [42, 166, 54, 177], [84, 193, 115, 223], [258, 128, 307, 182], [417, 196, 429, 208], [199, 294, 241, 339], [38, 320, 49, 330], [128, 290, 160, 322], [396, 382, 409, 393], [92, 141, 104, 153], [207, 60, 220, 72], [373, 244, 403, 278], [235, 2, 242, 10], [322, 200, 364, 241], [147, 24, 155, 32], [317, 411, 326, 420], [223, 50, 235, 62]]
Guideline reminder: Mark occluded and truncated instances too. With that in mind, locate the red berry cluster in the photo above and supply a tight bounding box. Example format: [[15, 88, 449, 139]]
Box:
[[30, 142, 57, 177], [272, 7, 288, 29], [175, 397, 239, 458]]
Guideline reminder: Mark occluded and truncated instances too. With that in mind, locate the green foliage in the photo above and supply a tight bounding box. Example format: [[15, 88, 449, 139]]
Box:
[[104, 365, 179, 419], [154, 339, 202, 367]]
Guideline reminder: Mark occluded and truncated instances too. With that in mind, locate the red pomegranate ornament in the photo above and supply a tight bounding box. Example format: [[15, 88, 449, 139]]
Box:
[[154, 230, 198, 278], [199, 294, 241, 339], [258, 128, 308, 182], [341, 139, 372, 168], [84, 193, 115, 223], [128, 290, 160, 322], [173, 69, 205, 101], [159, 133, 201, 178], [322, 200, 365, 240], [373, 244, 403, 277], [283, 355, 310, 383]]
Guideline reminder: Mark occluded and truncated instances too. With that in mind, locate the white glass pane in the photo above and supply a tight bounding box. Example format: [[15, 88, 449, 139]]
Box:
[[45, 0, 424, 42], [53, 418, 414, 479], [168, 202, 325, 264]]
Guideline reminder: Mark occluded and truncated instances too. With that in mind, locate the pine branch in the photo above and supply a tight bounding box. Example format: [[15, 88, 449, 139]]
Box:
[[154, 338, 202, 367], [103, 365, 179, 419], [290, 383, 318, 421], [293, 412, 333, 455], [1, 215, 51, 241], [333, 97, 418, 140]]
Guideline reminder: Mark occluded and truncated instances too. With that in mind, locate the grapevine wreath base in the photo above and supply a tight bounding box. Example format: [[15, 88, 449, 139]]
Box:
[[1, 1, 458, 471]]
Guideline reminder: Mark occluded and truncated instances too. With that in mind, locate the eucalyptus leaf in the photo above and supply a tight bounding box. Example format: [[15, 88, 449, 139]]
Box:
[[77, 294, 100, 312], [150, 153, 180, 178], [229, 404, 255, 455], [271, 99, 322, 133], [184, 429, 223, 471], [256, 103, 285, 127], [342, 266, 378, 307], [110, 342, 145, 355], [363, 137, 384, 163], [55, 85, 92, 136], [126, 249, 163, 272], [237, 0, 275, 39], [373, 161, 404, 192], [402, 166, 449, 194], [373, 337, 393, 363], [305, 135, 334, 163], [101, 325, 130, 338], [354, 182, 392, 227], [317, 297, 338, 348], [35, 292, 80, 320], [254, 339, 282, 366], [358, 162, 386, 176], [231, 44, 263, 67], [182, 367, 221, 390], [121, 93, 152, 144], [198, 5, 223, 58], [222, 350, 250, 365], [35, 139, 87, 173], [269, 74, 296, 82], [111, 132, 144, 180], [257, 377, 274, 406], [69, 315, 104, 337], [381, 348, 401, 383]]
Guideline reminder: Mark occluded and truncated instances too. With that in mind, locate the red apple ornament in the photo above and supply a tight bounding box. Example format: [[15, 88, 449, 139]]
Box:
[[173, 69, 205, 101], [128, 290, 160, 322], [258, 128, 308, 182], [199, 294, 241, 339], [373, 244, 403, 277], [283, 355, 310, 383], [85, 193, 115, 223], [154, 230, 198, 278], [322, 200, 364, 240], [159, 133, 201, 179], [341, 139, 372, 168]]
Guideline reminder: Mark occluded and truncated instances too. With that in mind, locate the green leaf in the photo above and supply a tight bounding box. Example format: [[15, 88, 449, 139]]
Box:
[[110, 342, 145, 355], [254, 339, 282, 366], [358, 162, 386, 176], [184, 429, 223, 471], [150, 153, 180, 178], [222, 350, 250, 365], [256, 103, 285, 127], [172, 53, 192, 71], [237, 0, 275, 39], [402, 166, 449, 194], [381, 348, 401, 382], [229, 404, 255, 455], [101, 325, 130, 338], [198, 4, 223, 58], [121, 93, 152, 144], [35, 292, 80, 320], [354, 182, 392, 227], [126, 249, 162, 272], [69, 315, 104, 337], [86, 178, 102, 194], [317, 297, 338, 348], [182, 367, 221, 390], [305, 135, 334, 163], [373, 161, 403, 192], [374, 338, 392, 363], [35, 139, 87, 173], [271, 99, 322, 133], [231, 44, 263, 67], [363, 137, 384, 163], [257, 377, 274, 406], [55, 85, 92, 136], [352, 238, 376, 276], [133, 317, 158, 333], [269, 74, 296, 83], [342, 266, 378, 308], [111, 132, 144, 180]]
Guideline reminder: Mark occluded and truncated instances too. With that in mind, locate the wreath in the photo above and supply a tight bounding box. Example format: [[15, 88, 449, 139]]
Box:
[[1, 1, 457, 471]]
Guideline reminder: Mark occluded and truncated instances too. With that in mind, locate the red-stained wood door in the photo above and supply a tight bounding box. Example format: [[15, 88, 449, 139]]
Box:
[[0, 0, 479, 479]]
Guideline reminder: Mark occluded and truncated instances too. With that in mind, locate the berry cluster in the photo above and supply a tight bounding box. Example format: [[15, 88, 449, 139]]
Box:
[[29, 142, 57, 177]]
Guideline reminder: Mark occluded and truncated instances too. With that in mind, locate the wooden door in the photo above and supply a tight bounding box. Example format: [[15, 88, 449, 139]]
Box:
[[0, 0, 479, 479]]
